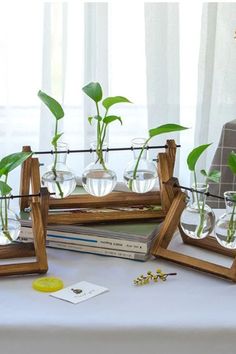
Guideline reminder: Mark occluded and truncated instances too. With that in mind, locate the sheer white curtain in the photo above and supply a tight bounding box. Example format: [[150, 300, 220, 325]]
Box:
[[195, 3, 236, 174], [144, 2, 180, 167], [0, 2, 196, 194]]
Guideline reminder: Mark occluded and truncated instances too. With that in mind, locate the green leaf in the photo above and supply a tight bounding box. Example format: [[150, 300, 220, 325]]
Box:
[[187, 143, 212, 171], [228, 151, 236, 174], [51, 133, 64, 147], [102, 96, 131, 110], [103, 115, 122, 125], [200, 169, 207, 177], [94, 115, 102, 122], [38, 90, 64, 120], [0, 152, 32, 177], [148, 124, 188, 138], [231, 194, 236, 202], [88, 116, 93, 125], [207, 170, 221, 183], [0, 181, 12, 196], [82, 82, 102, 103]]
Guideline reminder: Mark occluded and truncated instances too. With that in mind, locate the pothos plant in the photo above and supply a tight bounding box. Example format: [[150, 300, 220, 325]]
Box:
[[82, 82, 131, 170], [187, 143, 221, 237], [128, 124, 188, 191], [225, 151, 236, 243], [38, 90, 65, 198], [0, 152, 32, 241]]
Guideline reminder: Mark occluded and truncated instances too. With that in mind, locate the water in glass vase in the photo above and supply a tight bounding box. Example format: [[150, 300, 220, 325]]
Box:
[[123, 170, 156, 194], [82, 168, 116, 197], [42, 171, 76, 199], [82, 142, 117, 197], [215, 191, 236, 249], [180, 183, 215, 239], [123, 138, 158, 194], [41, 142, 76, 199], [0, 208, 21, 245]]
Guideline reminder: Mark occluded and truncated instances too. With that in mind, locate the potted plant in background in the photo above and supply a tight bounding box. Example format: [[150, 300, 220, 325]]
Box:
[[38, 90, 76, 199], [0, 151, 32, 244], [180, 143, 220, 239], [123, 124, 188, 193], [82, 82, 131, 197], [215, 151, 236, 249]]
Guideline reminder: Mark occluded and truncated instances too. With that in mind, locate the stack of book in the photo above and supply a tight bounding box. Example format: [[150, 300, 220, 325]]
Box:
[[19, 214, 161, 261]]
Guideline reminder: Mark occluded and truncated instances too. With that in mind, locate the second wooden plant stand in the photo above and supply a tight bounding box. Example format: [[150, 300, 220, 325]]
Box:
[[151, 178, 236, 282]]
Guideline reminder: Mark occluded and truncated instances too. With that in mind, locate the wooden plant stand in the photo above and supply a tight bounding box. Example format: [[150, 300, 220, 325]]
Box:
[[19, 140, 177, 225], [0, 188, 48, 277], [151, 178, 236, 282]]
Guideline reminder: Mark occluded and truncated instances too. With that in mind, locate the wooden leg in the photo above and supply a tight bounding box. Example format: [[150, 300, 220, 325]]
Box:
[[19, 146, 32, 211]]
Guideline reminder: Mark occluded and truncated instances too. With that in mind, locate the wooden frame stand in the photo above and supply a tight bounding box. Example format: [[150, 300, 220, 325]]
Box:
[[151, 178, 236, 282], [0, 188, 48, 277], [19, 140, 177, 226]]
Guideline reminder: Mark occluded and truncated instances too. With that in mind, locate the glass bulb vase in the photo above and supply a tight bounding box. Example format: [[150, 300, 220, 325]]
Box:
[[42, 142, 76, 199], [123, 138, 158, 194], [180, 183, 215, 239], [215, 191, 236, 249], [0, 203, 21, 245], [82, 142, 117, 197]]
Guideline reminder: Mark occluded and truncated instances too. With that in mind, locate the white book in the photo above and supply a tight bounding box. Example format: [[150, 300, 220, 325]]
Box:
[[19, 226, 158, 253], [45, 240, 149, 261]]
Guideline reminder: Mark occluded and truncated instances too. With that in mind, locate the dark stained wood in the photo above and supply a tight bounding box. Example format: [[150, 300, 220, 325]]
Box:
[[48, 191, 162, 209], [0, 242, 35, 259], [40, 187, 50, 236], [48, 209, 165, 225], [31, 201, 48, 272], [0, 200, 48, 276], [19, 146, 32, 211], [152, 178, 236, 282], [31, 158, 41, 199]]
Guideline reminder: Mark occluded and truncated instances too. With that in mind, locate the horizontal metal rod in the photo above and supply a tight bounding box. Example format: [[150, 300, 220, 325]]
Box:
[[0, 192, 55, 200], [33, 144, 181, 155], [172, 183, 225, 200]]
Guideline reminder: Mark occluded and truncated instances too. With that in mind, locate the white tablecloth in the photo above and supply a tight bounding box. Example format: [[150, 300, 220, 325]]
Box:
[[1, 233, 236, 354]]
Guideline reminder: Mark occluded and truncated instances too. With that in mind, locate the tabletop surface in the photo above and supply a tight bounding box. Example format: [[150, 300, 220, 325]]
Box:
[[1, 232, 236, 354]]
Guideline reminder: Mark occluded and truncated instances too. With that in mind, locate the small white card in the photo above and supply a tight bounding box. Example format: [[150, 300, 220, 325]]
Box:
[[50, 281, 109, 304]]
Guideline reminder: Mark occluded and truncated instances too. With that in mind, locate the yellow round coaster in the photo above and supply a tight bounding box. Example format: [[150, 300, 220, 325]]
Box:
[[32, 277, 64, 293]]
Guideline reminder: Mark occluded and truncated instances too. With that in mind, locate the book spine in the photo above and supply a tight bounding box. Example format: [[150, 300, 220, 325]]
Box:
[[46, 240, 148, 261], [19, 227, 148, 253]]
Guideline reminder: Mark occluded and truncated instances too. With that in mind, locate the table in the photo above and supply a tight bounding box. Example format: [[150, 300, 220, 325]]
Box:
[[1, 233, 236, 354]]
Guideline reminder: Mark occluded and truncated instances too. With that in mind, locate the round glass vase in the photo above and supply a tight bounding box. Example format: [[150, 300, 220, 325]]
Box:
[[215, 191, 236, 249], [82, 142, 117, 197], [123, 138, 158, 194], [0, 201, 21, 245], [41, 142, 76, 199], [180, 183, 215, 239]]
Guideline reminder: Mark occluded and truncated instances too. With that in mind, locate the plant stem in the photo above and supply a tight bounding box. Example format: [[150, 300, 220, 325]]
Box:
[[51, 119, 64, 198], [193, 170, 206, 238], [95, 102, 107, 171], [128, 137, 151, 191], [226, 203, 236, 244], [4, 174, 8, 230], [0, 174, 12, 242]]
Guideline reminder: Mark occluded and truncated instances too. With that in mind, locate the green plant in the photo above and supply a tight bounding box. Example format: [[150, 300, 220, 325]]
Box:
[[226, 151, 236, 243], [0, 152, 32, 240], [38, 90, 65, 198], [187, 143, 221, 237], [129, 124, 188, 191], [82, 82, 131, 170]]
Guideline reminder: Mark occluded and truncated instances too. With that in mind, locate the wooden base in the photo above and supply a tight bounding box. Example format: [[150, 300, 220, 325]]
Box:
[[151, 178, 236, 282], [0, 194, 48, 277]]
